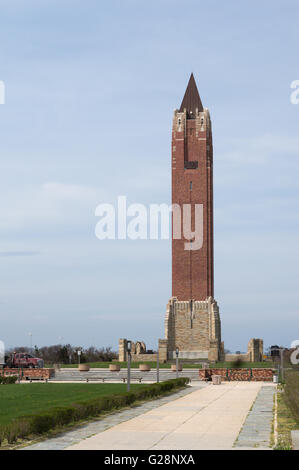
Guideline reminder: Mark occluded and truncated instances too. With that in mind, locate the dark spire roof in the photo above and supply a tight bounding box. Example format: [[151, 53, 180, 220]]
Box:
[[179, 73, 203, 115]]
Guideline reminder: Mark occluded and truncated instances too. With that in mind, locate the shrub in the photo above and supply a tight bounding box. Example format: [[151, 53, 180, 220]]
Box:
[[0, 378, 189, 446], [0, 375, 18, 385]]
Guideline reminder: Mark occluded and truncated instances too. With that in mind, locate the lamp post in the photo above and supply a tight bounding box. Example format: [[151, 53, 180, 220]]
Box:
[[127, 341, 132, 392], [77, 350, 81, 366], [175, 347, 179, 379], [157, 350, 160, 383]]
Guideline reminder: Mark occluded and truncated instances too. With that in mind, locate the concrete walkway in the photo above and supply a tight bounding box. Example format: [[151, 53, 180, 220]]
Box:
[[67, 382, 275, 451], [22, 386, 199, 451], [235, 386, 275, 448]]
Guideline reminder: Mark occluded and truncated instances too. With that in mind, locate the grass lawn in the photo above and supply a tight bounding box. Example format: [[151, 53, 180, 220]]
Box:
[[46, 361, 272, 369], [275, 389, 298, 450], [273, 372, 299, 450], [0, 383, 146, 426]]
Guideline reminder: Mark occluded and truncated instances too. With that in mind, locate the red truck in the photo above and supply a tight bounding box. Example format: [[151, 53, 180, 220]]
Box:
[[4, 352, 44, 369]]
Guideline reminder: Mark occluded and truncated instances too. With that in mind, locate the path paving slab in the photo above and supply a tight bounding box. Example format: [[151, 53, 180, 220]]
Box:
[[235, 386, 275, 449], [291, 430, 299, 450], [66, 382, 271, 450], [22, 386, 198, 451]]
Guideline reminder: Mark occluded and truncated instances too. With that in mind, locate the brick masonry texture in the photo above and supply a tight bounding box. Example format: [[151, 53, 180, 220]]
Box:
[[172, 108, 213, 301], [199, 368, 274, 382], [118, 77, 264, 365], [118, 78, 222, 362], [2, 368, 54, 380], [165, 77, 222, 361], [164, 296, 221, 360]]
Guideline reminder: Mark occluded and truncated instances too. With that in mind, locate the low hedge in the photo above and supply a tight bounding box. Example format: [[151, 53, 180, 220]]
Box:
[[284, 371, 299, 422], [0, 378, 189, 445], [0, 376, 18, 385]]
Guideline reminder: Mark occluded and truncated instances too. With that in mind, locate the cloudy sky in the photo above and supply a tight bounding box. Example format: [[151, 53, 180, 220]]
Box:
[[0, 0, 298, 352]]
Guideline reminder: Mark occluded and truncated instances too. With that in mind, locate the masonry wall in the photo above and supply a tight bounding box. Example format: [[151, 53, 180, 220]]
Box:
[[130, 354, 157, 362], [165, 297, 221, 359], [168, 301, 210, 353], [1, 368, 54, 380], [199, 368, 274, 382], [119, 338, 164, 363], [248, 338, 264, 362], [225, 339, 264, 363], [172, 109, 214, 301], [225, 353, 251, 362]]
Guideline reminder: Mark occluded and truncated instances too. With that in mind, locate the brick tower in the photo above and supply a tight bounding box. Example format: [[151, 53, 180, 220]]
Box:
[[163, 74, 222, 361]]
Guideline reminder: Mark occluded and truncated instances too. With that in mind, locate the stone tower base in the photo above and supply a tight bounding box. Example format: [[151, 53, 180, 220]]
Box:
[[164, 296, 222, 361]]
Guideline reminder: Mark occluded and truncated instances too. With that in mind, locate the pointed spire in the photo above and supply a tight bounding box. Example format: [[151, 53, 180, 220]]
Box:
[[179, 73, 203, 115]]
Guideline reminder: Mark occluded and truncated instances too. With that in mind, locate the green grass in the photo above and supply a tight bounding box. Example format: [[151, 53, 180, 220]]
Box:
[[272, 372, 299, 450], [45, 361, 272, 369], [0, 379, 189, 447], [0, 383, 145, 426], [285, 370, 299, 421], [275, 390, 299, 450]]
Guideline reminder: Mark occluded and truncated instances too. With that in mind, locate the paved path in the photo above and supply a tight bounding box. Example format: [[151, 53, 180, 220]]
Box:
[[235, 386, 275, 448], [291, 431, 299, 450], [67, 382, 275, 451], [22, 386, 199, 451]]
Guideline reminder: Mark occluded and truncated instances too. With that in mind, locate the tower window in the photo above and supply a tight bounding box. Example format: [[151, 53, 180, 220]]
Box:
[[184, 161, 198, 170], [190, 181, 192, 191]]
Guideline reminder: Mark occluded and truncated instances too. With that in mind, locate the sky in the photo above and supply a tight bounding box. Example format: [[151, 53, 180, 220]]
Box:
[[0, 0, 299, 353]]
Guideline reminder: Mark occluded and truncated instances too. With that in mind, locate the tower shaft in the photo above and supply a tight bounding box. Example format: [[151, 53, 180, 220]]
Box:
[[172, 76, 214, 301], [164, 74, 221, 361]]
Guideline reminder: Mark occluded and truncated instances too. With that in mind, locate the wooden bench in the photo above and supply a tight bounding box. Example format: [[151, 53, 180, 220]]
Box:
[[85, 376, 143, 383], [26, 376, 48, 382], [124, 376, 143, 383]]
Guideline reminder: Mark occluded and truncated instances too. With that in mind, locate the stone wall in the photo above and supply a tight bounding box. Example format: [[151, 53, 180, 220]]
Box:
[[119, 339, 148, 361], [119, 339, 169, 363], [225, 353, 250, 362], [158, 339, 168, 363], [164, 296, 221, 360], [248, 338, 264, 362], [1, 368, 54, 380], [119, 339, 161, 363], [225, 338, 264, 363], [119, 339, 127, 362], [130, 354, 157, 362], [199, 368, 273, 382]]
